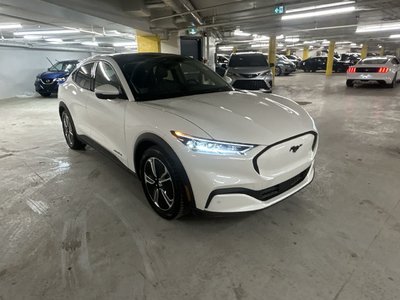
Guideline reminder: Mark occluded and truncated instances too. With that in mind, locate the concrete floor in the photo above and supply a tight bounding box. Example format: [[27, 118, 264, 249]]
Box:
[[0, 73, 400, 300]]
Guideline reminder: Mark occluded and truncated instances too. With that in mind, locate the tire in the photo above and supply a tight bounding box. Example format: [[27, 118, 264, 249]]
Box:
[[140, 146, 191, 219], [387, 74, 397, 88], [61, 110, 86, 150], [275, 66, 282, 76], [346, 80, 354, 87], [312, 69, 316, 73], [39, 92, 51, 97]]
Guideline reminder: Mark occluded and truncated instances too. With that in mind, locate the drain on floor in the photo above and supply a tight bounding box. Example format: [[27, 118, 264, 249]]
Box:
[[295, 101, 312, 105]]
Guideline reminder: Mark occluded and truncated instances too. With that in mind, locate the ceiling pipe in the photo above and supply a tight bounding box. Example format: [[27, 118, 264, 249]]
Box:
[[160, 0, 203, 25]]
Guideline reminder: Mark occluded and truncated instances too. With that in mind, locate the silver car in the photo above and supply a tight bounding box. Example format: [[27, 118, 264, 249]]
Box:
[[224, 53, 273, 92]]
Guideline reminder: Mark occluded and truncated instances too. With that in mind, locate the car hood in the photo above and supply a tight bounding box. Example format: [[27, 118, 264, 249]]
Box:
[[38, 71, 69, 79], [143, 91, 315, 145], [228, 66, 270, 74]]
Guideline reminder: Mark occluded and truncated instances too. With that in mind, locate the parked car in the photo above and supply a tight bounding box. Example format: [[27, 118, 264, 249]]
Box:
[[299, 56, 351, 73], [224, 52, 273, 91], [346, 56, 400, 88], [59, 53, 318, 219], [285, 54, 302, 67], [35, 60, 79, 97], [215, 54, 229, 76], [340, 53, 361, 65], [275, 55, 297, 76]]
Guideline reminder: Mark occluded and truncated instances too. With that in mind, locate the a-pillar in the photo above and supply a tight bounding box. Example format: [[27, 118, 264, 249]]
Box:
[[303, 45, 309, 60], [361, 43, 368, 59], [326, 41, 336, 76], [137, 35, 160, 53], [268, 36, 277, 79]]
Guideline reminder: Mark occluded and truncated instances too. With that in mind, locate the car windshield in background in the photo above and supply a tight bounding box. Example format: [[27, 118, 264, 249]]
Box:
[[119, 57, 232, 101], [229, 55, 268, 67], [359, 58, 388, 65], [49, 62, 77, 72]]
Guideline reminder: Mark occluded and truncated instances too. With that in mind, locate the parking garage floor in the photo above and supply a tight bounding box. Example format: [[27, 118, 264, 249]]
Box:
[[1, 73, 400, 300]]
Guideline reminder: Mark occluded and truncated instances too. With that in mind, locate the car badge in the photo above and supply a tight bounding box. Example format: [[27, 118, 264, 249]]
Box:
[[290, 144, 303, 153]]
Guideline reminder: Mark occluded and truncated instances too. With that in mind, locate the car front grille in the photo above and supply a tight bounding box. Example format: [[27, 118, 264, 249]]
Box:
[[40, 78, 55, 85], [355, 67, 380, 73], [233, 80, 269, 90], [239, 73, 259, 78]]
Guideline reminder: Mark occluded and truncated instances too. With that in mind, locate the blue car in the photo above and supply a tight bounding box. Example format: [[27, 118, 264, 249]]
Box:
[[35, 60, 79, 97]]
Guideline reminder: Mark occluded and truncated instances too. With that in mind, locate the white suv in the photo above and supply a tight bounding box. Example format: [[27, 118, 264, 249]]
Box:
[[59, 53, 318, 219]]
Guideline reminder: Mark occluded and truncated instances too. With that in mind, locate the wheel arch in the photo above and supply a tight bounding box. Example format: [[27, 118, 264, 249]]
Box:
[[134, 132, 196, 208], [59, 101, 68, 118]]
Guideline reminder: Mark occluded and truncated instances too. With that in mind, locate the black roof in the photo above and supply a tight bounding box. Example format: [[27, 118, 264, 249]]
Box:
[[111, 53, 184, 65]]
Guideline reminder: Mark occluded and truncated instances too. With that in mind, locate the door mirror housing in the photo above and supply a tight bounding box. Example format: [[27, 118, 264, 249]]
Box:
[[95, 84, 120, 100]]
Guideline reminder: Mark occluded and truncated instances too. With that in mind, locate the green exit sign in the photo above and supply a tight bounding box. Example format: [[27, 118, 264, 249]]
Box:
[[187, 27, 197, 35], [274, 5, 285, 14]]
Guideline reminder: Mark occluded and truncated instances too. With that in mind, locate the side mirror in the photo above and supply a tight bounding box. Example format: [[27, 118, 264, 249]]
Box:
[[270, 63, 275, 67], [95, 84, 120, 100], [221, 63, 227, 69]]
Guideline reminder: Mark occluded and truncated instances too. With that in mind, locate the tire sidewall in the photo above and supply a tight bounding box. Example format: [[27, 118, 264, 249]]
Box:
[[61, 110, 84, 150], [140, 146, 186, 219]]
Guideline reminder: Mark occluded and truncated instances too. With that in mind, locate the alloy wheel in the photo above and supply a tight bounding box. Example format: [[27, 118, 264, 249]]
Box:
[[62, 113, 74, 146], [144, 157, 175, 211]]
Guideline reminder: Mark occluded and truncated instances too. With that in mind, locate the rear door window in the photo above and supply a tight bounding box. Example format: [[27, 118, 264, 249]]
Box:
[[73, 63, 95, 90]]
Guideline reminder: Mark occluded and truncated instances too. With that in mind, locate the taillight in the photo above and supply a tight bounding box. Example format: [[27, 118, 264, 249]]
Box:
[[347, 67, 356, 73], [378, 67, 389, 73]]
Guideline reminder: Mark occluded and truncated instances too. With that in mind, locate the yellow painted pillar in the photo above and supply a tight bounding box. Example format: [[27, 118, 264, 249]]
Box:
[[379, 47, 384, 56], [268, 36, 276, 79], [137, 35, 160, 53], [396, 48, 400, 58], [303, 46, 309, 60], [326, 41, 336, 76], [286, 49, 291, 56], [361, 43, 368, 59]]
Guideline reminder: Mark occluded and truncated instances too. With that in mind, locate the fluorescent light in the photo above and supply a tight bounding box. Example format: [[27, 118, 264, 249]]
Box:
[[336, 41, 352, 44], [282, 6, 355, 20], [14, 29, 79, 36], [113, 41, 137, 47], [285, 36, 299, 43], [303, 40, 317, 44], [219, 46, 233, 51], [251, 43, 268, 48], [276, 34, 285, 40], [356, 23, 400, 33], [23, 35, 42, 40], [277, 43, 285, 48], [0, 24, 22, 29], [234, 29, 251, 36], [253, 35, 269, 41], [81, 41, 98, 46], [286, 1, 355, 13], [45, 38, 63, 43], [390, 34, 400, 39]]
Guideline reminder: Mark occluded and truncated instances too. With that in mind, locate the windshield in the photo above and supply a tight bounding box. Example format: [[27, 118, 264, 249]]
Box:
[[48, 61, 77, 72], [119, 56, 232, 101], [228, 55, 268, 67], [358, 58, 388, 65]]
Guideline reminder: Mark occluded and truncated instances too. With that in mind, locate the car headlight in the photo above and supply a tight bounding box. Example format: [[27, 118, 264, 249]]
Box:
[[55, 77, 66, 82], [260, 71, 272, 76], [171, 131, 256, 155]]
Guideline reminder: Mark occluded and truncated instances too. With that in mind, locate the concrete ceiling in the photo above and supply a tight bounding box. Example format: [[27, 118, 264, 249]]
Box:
[[0, 0, 400, 51]]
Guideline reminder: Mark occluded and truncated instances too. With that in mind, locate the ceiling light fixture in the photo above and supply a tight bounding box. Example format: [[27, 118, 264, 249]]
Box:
[[282, 6, 355, 20], [14, 29, 79, 36], [234, 29, 251, 36], [276, 34, 285, 40], [45, 38, 63, 43], [113, 42, 137, 47], [251, 43, 268, 48], [219, 46, 234, 51], [81, 41, 99, 46], [286, 1, 355, 13], [285, 36, 300, 43], [356, 23, 400, 33], [0, 24, 22, 29], [389, 34, 400, 39], [253, 35, 269, 41], [23, 35, 42, 40]]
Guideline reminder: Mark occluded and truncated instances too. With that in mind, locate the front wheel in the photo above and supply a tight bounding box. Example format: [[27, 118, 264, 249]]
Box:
[[39, 92, 51, 97], [275, 66, 282, 76], [140, 146, 191, 219], [387, 74, 397, 88], [346, 80, 354, 87], [61, 111, 86, 150]]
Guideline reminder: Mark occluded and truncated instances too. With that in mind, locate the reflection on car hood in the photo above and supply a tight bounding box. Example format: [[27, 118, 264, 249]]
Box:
[[143, 91, 315, 145], [228, 66, 270, 74], [38, 71, 69, 79]]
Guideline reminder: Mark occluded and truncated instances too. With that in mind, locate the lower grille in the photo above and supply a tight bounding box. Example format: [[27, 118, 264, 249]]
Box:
[[233, 80, 269, 90], [258, 167, 310, 201], [356, 67, 379, 73]]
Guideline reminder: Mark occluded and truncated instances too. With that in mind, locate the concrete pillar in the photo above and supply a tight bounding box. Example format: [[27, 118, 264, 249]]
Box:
[[269, 36, 277, 78], [303, 46, 309, 60], [326, 41, 336, 76], [137, 35, 160, 53], [396, 48, 400, 58], [361, 43, 368, 59], [379, 47, 384, 56], [286, 49, 291, 56]]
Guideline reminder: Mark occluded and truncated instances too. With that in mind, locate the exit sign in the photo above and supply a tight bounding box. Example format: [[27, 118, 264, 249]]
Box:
[[274, 5, 285, 14]]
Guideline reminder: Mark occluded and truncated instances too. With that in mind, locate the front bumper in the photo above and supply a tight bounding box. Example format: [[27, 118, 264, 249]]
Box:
[[34, 79, 61, 94], [175, 131, 318, 213], [347, 73, 394, 84], [228, 75, 273, 91]]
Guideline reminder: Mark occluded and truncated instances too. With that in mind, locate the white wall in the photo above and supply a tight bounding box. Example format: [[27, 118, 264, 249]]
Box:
[[160, 33, 180, 54], [0, 47, 90, 99]]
